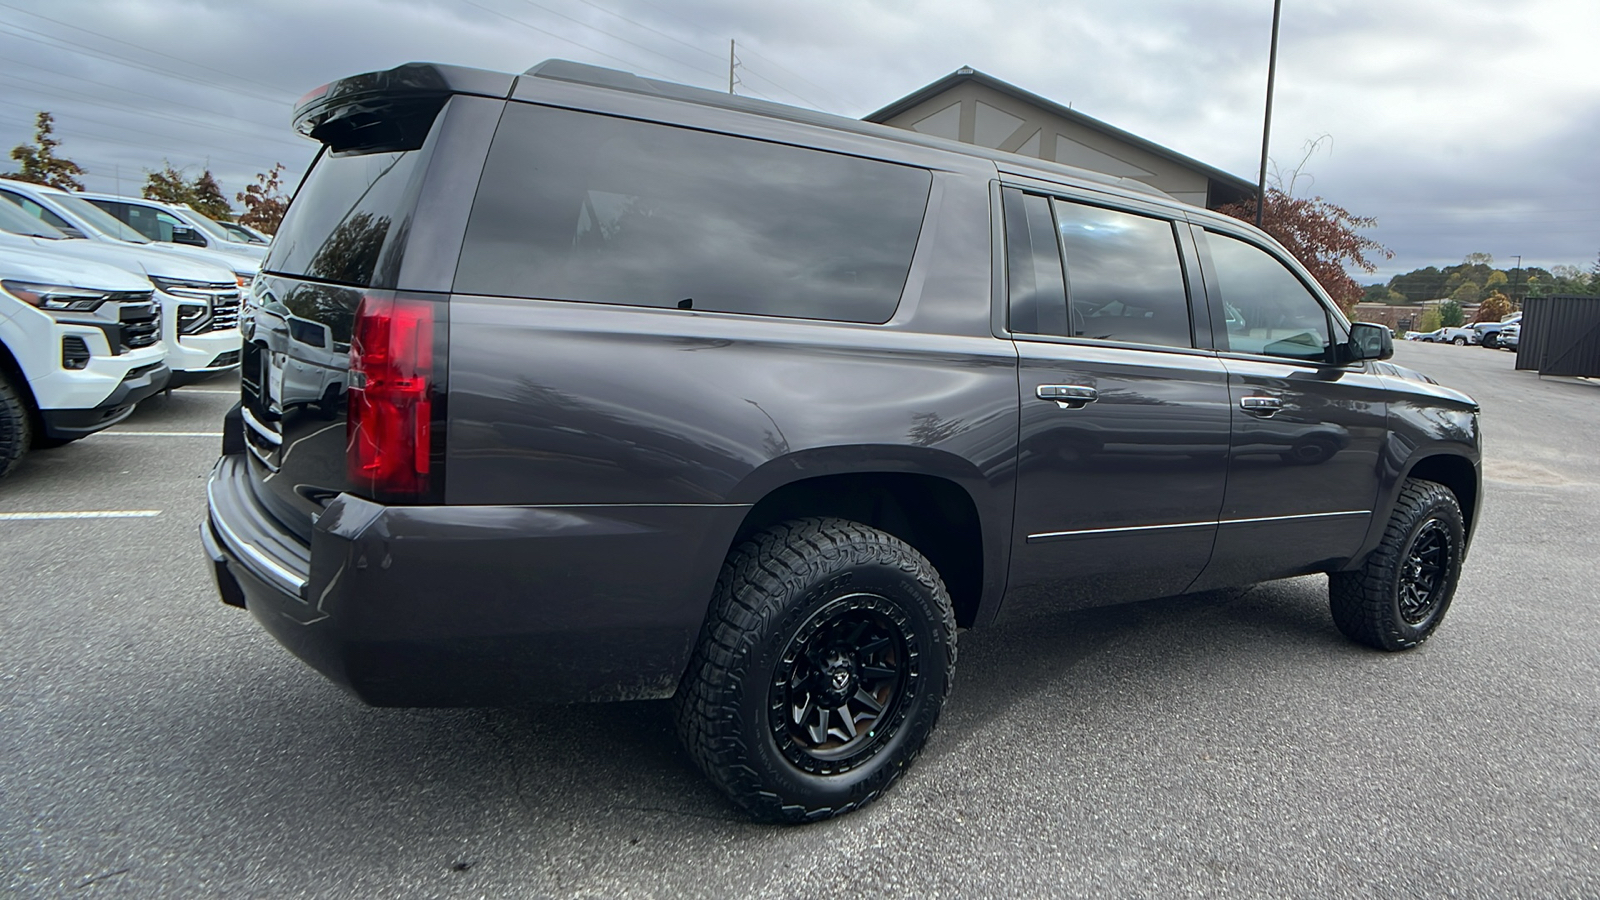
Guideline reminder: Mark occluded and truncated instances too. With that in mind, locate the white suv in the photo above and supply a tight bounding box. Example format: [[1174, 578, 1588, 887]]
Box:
[[0, 245, 169, 477], [0, 190, 242, 384], [79, 192, 267, 263]]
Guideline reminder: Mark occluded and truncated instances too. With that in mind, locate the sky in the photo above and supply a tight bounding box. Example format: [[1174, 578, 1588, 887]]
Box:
[[0, 0, 1595, 284]]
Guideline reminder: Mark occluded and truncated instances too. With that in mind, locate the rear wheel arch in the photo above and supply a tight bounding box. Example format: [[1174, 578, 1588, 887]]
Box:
[[730, 471, 987, 628]]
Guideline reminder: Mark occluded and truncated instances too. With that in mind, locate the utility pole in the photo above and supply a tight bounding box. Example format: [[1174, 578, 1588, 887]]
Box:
[[1512, 254, 1523, 309], [1255, 0, 1283, 228], [729, 40, 736, 95]]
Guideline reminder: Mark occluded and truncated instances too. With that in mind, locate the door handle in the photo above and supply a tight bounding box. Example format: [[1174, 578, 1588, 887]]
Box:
[[1239, 395, 1283, 418], [1036, 384, 1098, 410]]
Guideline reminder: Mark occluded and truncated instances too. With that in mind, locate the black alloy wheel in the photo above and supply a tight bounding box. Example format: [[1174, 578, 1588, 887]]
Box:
[[1397, 518, 1452, 625], [674, 517, 955, 823], [772, 596, 912, 776], [1329, 478, 1465, 650]]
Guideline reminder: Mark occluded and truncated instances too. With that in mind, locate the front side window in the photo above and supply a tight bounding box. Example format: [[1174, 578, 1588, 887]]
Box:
[[1204, 231, 1331, 362], [1053, 201, 1192, 348], [457, 104, 931, 324]]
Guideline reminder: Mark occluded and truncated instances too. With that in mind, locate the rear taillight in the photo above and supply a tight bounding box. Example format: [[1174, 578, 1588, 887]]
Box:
[[347, 292, 445, 501]]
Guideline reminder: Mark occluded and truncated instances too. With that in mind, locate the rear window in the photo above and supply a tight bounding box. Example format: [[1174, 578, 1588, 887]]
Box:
[[456, 103, 931, 323], [264, 127, 436, 287]]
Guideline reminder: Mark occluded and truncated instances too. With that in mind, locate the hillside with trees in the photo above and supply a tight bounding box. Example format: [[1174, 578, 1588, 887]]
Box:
[[1365, 251, 1600, 307]]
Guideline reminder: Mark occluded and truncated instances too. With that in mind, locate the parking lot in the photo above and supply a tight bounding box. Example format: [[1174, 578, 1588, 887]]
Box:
[[2, 340, 1597, 898]]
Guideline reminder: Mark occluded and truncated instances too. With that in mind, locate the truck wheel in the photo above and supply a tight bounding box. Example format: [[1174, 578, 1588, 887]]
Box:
[[1480, 335, 1498, 349], [1452, 336, 1467, 346], [1329, 479, 1464, 651], [0, 370, 32, 479], [674, 517, 956, 823]]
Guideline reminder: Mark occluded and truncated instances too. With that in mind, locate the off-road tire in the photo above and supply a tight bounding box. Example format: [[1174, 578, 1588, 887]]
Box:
[[673, 517, 956, 823], [0, 370, 32, 479], [1329, 478, 1464, 651]]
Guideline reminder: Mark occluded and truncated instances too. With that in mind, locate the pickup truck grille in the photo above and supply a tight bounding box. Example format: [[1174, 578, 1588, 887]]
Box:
[[152, 279, 243, 334], [207, 291, 242, 332], [119, 302, 161, 351]]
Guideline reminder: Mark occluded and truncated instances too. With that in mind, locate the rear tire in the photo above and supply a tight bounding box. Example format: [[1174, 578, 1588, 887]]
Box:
[[0, 370, 32, 479], [1329, 478, 1464, 651], [1452, 337, 1467, 346], [674, 517, 956, 823]]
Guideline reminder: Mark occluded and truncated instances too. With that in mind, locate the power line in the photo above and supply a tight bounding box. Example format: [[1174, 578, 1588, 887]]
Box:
[[0, 20, 290, 106], [455, 0, 676, 80], [0, 72, 306, 151], [0, 1, 299, 100], [509, 0, 722, 83]]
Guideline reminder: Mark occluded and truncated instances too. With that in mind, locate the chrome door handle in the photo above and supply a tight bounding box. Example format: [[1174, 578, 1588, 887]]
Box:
[[1036, 384, 1098, 410], [1239, 395, 1283, 418]]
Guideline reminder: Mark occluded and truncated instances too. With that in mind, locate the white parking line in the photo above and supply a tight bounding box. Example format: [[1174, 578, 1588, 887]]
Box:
[[101, 432, 224, 437], [0, 510, 162, 521]]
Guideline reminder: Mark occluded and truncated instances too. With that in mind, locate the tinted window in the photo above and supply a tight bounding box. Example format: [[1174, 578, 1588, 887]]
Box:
[[1053, 201, 1191, 348], [1004, 189, 1068, 336], [50, 194, 151, 243], [457, 104, 931, 323], [265, 139, 433, 288], [1204, 231, 1331, 362]]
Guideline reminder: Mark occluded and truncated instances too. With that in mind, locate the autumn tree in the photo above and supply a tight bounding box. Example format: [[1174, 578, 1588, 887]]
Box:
[[1473, 292, 1512, 323], [6, 111, 86, 190], [143, 162, 232, 220], [1217, 188, 1391, 313], [236, 163, 288, 234]]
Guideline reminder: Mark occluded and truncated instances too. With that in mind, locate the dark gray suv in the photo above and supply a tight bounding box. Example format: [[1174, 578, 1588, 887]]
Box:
[[203, 60, 1481, 823]]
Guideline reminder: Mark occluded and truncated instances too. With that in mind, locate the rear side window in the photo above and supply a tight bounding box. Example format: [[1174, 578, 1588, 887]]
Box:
[[456, 104, 932, 323], [265, 138, 434, 288], [1053, 201, 1191, 348]]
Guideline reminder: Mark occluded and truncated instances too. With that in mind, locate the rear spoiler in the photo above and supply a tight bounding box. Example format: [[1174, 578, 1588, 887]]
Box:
[[292, 62, 514, 154]]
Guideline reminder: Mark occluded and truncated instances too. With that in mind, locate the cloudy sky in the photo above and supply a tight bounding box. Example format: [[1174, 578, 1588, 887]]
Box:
[[1, 0, 1595, 282]]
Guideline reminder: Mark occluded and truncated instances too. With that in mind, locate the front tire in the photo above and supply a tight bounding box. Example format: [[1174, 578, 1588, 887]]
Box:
[[1480, 334, 1498, 349], [1452, 336, 1467, 346], [0, 370, 32, 479], [1329, 479, 1464, 650], [674, 517, 956, 823]]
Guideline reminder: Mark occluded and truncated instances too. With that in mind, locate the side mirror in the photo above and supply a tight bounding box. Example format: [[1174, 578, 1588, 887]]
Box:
[[1347, 322, 1393, 361], [171, 225, 206, 247]]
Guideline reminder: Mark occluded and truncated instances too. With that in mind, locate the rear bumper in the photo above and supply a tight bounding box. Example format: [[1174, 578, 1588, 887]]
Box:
[[202, 454, 743, 706], [38, 362, 170, 439]]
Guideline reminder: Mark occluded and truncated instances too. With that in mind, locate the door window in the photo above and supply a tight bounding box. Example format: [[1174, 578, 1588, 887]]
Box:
[[1053, 201, 1192, 348], [1204, 231, 1332, 362]]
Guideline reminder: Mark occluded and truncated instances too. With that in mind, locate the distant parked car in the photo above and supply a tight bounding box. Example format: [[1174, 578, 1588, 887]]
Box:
[[78, 192, 266, 263], [1472, 313, 1521, 349], [1496, 323, 1520, 350], [1416, 327, 1478, 345]]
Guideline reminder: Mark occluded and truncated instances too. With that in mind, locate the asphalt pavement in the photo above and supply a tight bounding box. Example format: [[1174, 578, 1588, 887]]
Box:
[[2, 341, 1597, 898]]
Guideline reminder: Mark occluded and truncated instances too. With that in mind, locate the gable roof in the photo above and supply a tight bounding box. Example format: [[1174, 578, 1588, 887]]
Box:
[[864, 66, 1256, 198]]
